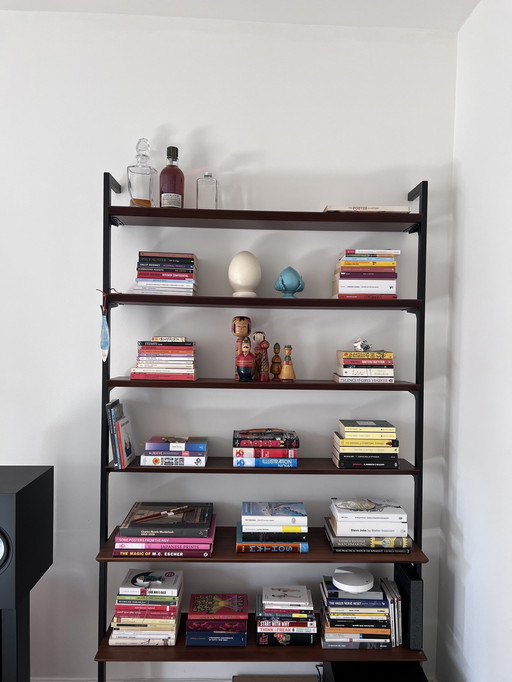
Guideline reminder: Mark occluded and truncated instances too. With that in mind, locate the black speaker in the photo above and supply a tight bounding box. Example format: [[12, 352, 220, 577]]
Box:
[[0, 466, 53, 682], [0, 466, 53, 608]]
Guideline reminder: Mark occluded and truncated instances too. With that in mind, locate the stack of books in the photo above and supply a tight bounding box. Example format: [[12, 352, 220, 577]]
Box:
[[109, 568, 183, 646], [332, 248, 400, 300], [332, 419, 400, 470], [185, 593, 248, 646], [256, 584, 316, 645], [332, 349, 394, 384], [113, 501, 216, 558], [105, 398, 136, 469], [130, 337, 197, 381], [232, 428, 300, 468], [236, 501, 308, 554], [140, 435, 209, 467], [324, 497, 411, 555], [133, 251, 197, 295], [319, 574, 394, 649]]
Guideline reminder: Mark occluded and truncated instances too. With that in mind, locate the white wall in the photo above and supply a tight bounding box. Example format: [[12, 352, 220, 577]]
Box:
[[0, 11, 456, 681], [437, 1, 512, 681]]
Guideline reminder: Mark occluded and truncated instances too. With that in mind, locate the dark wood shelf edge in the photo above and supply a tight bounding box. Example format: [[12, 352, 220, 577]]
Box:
[[107, 457, 419, 476], [96, 616, 427, 662], [109, 205, 423, 233], [107, 377, 420, 392], [108, 293, 422, 311], [96, 526, 428, 564]]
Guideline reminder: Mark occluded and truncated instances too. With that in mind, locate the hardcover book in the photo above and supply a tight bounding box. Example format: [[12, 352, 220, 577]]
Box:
[[330, 498, 407, 522], [188, 593, 248, 620], [118, 569, 183, 596], [257, 631, 315, 645], [145, 436, 208, 452], [185, 631, 247, 646], [233, 429, 300, 448], [338, 419, 396, 433], [241, 502, 307, 525], [235, 523, 309, 553], [262, 585, 310, 606], [117, 501, 214, 537]]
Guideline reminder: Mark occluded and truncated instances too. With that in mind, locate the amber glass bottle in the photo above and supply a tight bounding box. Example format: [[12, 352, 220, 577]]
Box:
[[160, 146, 184, 208]]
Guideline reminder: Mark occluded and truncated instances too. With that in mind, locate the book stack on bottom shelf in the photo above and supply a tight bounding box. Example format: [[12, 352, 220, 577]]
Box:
[[185, 593, 249, 646], [325, 497, 410, 555], [114, 501, 215, 559], [109, 569, 183, 646], [139, 435, 209, 468], [236, 502, 309, 554], [320, 572, 400, 650], [256, 585, 316, 646], [332, 419, 399, 470]]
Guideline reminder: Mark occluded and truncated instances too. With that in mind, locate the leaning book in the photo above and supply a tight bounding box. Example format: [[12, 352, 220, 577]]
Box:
[[117, 501, 214, 537]]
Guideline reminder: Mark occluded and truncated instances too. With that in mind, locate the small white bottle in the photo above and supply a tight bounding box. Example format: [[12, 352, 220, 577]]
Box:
[[196, 171, 218, 209]]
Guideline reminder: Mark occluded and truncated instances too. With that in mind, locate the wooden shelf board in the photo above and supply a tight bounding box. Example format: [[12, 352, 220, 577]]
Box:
[[107, 377, 420, 392], [108, 293, 422, 311], [109, 206, 423, 233], [96, 615, 426, 662], [97, 526, 428, 564], [108, 457, 419, 476]]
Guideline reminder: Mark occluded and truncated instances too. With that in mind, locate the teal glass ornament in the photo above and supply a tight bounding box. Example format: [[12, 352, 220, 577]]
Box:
[[274, 266, 305, 298]]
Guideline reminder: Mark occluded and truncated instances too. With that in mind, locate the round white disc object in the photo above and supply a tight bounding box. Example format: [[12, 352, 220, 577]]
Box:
[[332, 566, 374, 593]]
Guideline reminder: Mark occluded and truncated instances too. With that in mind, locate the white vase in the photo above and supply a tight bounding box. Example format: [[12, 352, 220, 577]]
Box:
[[228, 251, 261, 297]]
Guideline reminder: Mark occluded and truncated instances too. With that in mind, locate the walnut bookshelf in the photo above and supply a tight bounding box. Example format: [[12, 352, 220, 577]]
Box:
[[97, 173, 428, 680]]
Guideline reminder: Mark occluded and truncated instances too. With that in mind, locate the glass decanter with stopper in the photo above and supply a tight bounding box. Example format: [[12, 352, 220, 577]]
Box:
[[127, 138, 157, 207]]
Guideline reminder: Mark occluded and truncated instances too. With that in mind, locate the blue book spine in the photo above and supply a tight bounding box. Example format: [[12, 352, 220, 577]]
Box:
[[233, 458, 298, 468], [185, 631, 247, 646]]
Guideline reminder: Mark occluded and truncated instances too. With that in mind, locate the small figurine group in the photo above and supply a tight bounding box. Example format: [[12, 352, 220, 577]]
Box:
[[232, 316, 296, 382]]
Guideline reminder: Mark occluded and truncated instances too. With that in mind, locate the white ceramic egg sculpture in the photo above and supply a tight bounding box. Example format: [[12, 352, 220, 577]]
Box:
[[228, 250, 262, 297]]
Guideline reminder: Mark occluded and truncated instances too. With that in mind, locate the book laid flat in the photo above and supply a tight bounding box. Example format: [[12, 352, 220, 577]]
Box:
[[188, 593, 248, 620], [118, 569, 183, 596], [330, 498, 407, 522], [338, 419, 396, 433], [145, 436, 208, 451], [235, 523, 309, 553], [233, 429, 300, 448], [241, 502, 307, 526], [324, 205, 411, 213], [118, 501, 214, 537], [262, 585, 310, 606]]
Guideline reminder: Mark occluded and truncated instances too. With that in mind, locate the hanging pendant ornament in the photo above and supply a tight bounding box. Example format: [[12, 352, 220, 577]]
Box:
[[98, 290, 110, 362]]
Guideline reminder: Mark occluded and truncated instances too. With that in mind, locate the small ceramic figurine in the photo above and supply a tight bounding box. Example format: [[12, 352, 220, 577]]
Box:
[[274, 266, 305, 298], [270, 342, 282, 381], [279, 344, 296, 381], [353, 337, 372, 352], [232, 316, 252, 380], [252, 330, 270, 382], [236, 336, 255, 382]]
